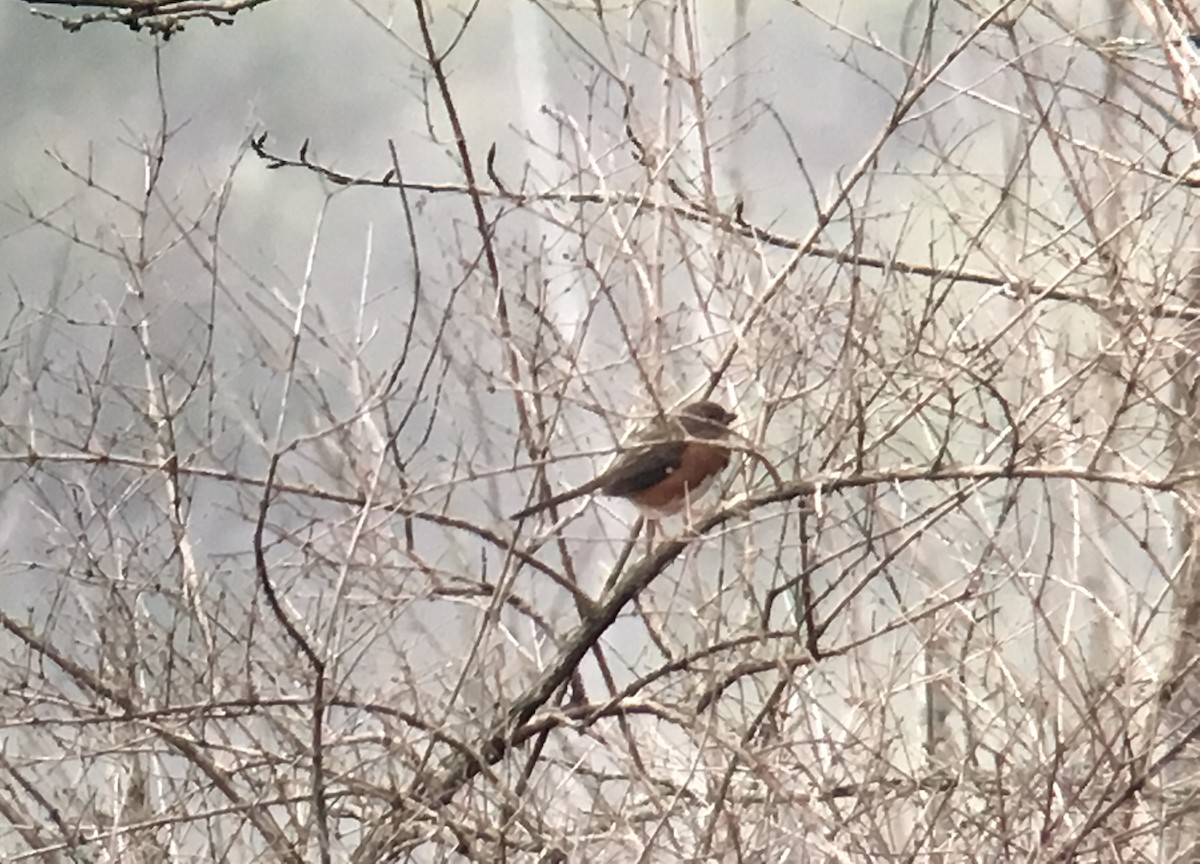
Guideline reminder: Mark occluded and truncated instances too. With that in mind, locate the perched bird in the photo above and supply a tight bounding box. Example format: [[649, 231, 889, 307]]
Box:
[[511, 400, 737, 519]]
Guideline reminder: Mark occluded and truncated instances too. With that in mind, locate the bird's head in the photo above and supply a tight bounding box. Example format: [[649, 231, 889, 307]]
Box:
[[678, 400, 737, 433]]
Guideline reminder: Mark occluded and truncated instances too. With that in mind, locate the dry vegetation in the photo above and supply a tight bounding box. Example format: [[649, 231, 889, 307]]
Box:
[[5, 0, 1200, 860]]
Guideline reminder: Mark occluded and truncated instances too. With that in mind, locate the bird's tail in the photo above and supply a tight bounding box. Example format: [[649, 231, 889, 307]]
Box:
[[509, 478, 603, 520]]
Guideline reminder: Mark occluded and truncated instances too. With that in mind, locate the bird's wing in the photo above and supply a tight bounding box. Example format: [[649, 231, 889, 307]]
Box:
[[598, 439, 688, 497]]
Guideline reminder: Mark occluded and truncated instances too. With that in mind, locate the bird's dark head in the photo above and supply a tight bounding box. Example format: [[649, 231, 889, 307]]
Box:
[[679, 400, 737, 429]]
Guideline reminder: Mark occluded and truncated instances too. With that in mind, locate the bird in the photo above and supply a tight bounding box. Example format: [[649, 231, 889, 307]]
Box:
[[510, 400, 737, 520]]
